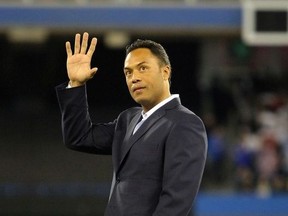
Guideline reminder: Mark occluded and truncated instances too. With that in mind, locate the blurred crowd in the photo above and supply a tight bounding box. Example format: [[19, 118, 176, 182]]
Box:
[[204, 92, 288, 195]]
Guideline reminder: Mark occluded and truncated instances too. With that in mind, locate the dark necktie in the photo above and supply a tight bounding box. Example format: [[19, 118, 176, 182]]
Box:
[[133, 115, 143, 135]]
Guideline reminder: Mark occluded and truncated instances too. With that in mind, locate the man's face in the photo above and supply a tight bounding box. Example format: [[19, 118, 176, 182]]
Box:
[[124, 48, 170, 112]]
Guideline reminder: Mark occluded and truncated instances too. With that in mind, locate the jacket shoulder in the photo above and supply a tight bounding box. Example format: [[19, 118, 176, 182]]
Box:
[[117, 106, 142, 122], [167, 104, 205, 126]]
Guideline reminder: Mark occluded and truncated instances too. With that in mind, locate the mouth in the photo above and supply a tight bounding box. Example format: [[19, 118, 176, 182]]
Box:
[[133, 87, 145, 92], [132, 85, 145, 93]]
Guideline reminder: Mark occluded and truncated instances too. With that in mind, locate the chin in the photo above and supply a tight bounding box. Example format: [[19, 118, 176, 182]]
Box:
[[133, 96, 147, 106], [133, 98, 143, 105]]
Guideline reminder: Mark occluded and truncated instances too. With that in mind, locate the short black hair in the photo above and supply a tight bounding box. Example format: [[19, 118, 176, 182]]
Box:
[[126, 39, 172, 83]]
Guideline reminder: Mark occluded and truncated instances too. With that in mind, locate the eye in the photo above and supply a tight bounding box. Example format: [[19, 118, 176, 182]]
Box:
[[125, 70, 132, 77], [139, 66, 147, 71], [124, 70, 131, 75]]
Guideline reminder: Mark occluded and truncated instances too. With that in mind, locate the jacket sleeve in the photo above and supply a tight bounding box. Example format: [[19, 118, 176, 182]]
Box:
[[55, 82, 115, 155], [153, 114, 207, 216]]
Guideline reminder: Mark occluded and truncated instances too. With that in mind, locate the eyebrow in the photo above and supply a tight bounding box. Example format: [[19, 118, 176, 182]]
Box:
[[124, 61, 148, 71]]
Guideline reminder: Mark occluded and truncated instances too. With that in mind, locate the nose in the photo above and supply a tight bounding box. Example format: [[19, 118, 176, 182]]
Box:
[[131, 71, 141, 83]]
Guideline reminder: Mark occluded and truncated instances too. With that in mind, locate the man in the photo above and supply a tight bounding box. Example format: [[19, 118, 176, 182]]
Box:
[[56, 32, 207, 216]]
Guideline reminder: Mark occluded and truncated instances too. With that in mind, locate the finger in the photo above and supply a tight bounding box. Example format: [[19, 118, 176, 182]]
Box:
[[65, 41, 72, 57], [87, 37, 97, 57], [89, 67, 98, 78], [74, 33, 81, 54], [80, 32, 89, 54]]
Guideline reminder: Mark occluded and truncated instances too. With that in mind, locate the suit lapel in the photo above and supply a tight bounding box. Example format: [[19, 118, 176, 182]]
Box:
[[117, 113, 141, 168], [130, 111, 164, 143], [124, 113, 142, 143], [118, 110, 165, 172], [117, 97, 181, 174]]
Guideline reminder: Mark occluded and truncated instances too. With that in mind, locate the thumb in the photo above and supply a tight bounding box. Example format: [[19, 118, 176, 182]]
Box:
[[89, 67, 98, 78]]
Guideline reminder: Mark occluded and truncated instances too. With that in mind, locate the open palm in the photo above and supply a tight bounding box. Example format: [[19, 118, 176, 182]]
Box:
[[66, 32, 98, 87]]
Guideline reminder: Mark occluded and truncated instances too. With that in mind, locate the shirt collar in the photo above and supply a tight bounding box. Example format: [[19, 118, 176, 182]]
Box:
[[141, 94, 179, 120]]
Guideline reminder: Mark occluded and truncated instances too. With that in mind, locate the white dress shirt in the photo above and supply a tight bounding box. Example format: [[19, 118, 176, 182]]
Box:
[[133, 94, 179, 134]]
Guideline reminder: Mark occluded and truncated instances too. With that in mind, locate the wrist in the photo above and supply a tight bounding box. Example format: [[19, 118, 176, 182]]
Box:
[[69, 80, 85, 88]]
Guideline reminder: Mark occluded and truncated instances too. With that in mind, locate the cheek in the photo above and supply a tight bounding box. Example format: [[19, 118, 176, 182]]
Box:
[[126, 82, 134, 96], [126, 79, 131, 89]]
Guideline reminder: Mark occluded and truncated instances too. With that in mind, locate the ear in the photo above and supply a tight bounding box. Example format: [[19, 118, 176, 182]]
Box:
[[162, 65, 171, 81]]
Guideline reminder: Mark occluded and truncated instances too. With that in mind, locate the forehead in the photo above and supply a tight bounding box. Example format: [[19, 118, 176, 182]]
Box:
[[124, 48, 158, 67]]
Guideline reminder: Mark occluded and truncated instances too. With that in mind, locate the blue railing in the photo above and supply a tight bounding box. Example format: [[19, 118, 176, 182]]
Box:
[[196, 192, 288, 216], [1, 183, 288, 215], [0, 5, 241, 31]]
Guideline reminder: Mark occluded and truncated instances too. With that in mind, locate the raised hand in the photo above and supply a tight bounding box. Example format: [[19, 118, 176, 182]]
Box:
[[66, 32, 98, 87]]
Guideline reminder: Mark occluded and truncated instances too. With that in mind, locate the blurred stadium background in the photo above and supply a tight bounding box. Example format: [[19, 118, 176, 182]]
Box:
[[0, 0, 288, 215]]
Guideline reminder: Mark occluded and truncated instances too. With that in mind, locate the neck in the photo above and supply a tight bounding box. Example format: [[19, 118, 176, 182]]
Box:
[[142, 92, 171, 113]]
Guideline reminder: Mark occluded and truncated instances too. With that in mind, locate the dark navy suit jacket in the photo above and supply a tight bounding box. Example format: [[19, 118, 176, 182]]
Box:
[[56, 83, 207, 216]]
